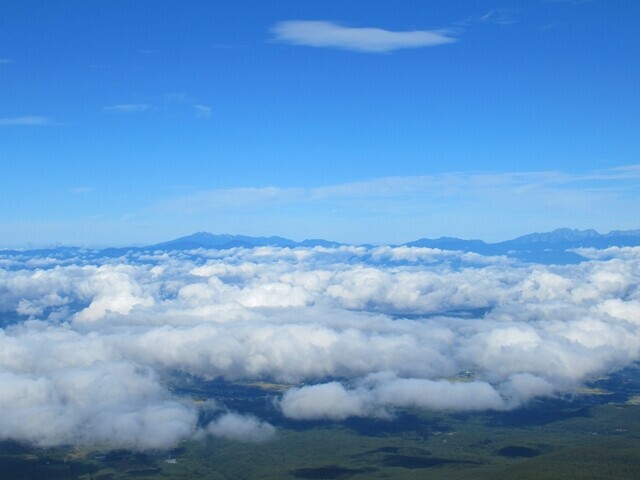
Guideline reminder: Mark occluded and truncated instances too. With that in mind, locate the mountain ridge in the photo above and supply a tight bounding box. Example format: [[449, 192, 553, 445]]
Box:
[[2, 228, 640, 265], [404, 228, 640, 263]]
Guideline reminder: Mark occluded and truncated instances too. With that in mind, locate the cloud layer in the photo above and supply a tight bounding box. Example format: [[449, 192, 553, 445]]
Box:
[[272, 21, 456, 53], [1, 244, 639, 448]]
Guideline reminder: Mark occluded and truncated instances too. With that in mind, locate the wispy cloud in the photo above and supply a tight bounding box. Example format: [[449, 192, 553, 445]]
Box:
[[103, 104, 150, 113], [155, 166, 640, 213], [271, 20, 456, 53], [0, 58, 12, 64], [478, 9, 516, 25], [161, 94, 212, 118], [155, 187, 303, 214], [146, 165, 640, 242], [102, 97, 212, 119], [193, 104, 212, 118], [0, 115, 51, 126]]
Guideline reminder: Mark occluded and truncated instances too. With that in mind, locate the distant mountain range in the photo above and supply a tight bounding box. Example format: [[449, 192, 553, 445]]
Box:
[[150, 232, 343, 251], [404, 228, 640, 263], [3, 228, 640, 264]]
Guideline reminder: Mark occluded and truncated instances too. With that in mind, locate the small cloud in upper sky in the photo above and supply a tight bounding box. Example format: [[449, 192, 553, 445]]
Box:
[[103, 104, 151, 113], [271, 20, 456, 53], [192, 104, 212, 118], [478, 9, 516, 25], [0, 115, 51, 126], [102, 97, 211, 119], [0, 58, 12, 64]]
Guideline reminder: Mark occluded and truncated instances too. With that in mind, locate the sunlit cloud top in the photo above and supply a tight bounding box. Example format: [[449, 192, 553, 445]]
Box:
[[1, 244, 639, 448]]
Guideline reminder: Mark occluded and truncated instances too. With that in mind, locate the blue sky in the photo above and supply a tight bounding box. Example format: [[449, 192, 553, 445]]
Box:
[[1, 0, 639, 247]]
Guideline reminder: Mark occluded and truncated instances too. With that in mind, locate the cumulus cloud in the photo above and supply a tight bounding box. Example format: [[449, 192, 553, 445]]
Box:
[[0, 361, 197, 449], [373, 376, 505, 411], [280, 382, 374, 420], [1, 244, 640, 446], [272, 20, 456, 53], [205, 413, 276, 442], [279, 376, 506, 420]]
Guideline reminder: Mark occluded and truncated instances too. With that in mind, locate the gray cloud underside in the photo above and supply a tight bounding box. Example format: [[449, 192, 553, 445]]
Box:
[[1, 245, 639, 447]]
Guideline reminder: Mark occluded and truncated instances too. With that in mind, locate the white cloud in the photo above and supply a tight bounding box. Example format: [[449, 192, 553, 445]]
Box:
[[72, 264, 156, 323], [279, 376, 506, 420], [102, 98, 213, 119], [478, 9, 516, 25], [272, 20, 456, 53], [103, 104, 150, 113], [0, 361, 197, 449], [280, 382, 374, 420], [193, 104, 212, 118], [0, 116, 51, 126], [1, 244, 640, 446], [500, 373, 555, 407], [205, 413, 276, 442], [373, 376, 505, 411]]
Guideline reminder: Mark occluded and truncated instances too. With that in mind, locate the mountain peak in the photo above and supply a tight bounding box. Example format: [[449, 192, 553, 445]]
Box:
[[150, 232, 343, 250], [511, 228, 602, 244]]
